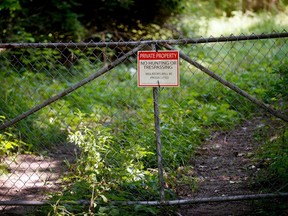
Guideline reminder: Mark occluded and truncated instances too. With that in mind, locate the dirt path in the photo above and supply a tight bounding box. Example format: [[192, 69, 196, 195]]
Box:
[[179, 117, 283, 216], [0, 143, 76, 214]]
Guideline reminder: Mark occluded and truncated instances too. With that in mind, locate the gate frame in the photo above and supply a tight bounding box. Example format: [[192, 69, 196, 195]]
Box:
[[1, 32, 288, 208]]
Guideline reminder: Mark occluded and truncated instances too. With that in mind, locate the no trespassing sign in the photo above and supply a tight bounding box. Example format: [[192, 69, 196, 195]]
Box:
[[137, 50, 180, 87]]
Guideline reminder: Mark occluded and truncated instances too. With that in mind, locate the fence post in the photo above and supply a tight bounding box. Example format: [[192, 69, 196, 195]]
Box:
[[151, 43, 165, 203]]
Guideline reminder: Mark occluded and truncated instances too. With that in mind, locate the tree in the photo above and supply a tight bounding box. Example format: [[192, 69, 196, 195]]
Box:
[[0, 0, 182, 42]]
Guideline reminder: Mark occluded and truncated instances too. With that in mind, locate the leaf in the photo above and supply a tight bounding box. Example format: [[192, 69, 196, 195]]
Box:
[[100, 194, 108, 203]]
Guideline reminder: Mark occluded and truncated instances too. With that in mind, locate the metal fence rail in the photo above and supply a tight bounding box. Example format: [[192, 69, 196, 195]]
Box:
[[0, 32, 287, 214], [0, 32, 287, 48]]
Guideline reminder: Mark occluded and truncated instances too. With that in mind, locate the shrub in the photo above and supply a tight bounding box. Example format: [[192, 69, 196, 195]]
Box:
[[47, 111, 163, 215]]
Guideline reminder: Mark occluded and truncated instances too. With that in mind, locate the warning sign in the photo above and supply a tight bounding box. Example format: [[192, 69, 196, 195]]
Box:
[[137, 50, 180, 87]]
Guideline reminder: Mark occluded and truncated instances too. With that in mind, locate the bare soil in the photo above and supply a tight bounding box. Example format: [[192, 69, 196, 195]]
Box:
[[0, 143, 76, 215], [178, 117, 288, 216]]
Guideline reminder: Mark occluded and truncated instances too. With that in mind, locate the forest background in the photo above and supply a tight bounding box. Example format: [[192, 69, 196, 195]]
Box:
[[1, 0, 288, 42]]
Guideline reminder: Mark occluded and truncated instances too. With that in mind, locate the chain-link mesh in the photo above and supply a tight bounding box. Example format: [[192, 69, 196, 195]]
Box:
[[0, 32, 287, 214]]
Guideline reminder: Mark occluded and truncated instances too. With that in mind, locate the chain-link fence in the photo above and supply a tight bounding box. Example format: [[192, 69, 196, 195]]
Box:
[[0, 32, 288, 215]]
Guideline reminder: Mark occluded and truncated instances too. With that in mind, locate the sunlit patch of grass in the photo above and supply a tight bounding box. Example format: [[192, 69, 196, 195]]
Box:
[[181, 9, 288, 37]]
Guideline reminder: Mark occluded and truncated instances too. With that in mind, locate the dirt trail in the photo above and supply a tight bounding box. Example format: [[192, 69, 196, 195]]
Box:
[[179, 117, 287, 215], [0, 143, 76, 214]]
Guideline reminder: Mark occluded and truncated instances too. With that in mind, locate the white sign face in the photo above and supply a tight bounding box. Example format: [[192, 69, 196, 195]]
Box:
[[137, 51, 180, 87]]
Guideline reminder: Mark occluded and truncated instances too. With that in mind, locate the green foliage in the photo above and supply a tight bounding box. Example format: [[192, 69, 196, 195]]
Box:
[[0, 116, 31, 174], [0, 0, 86, 42], [183, 0, 287, 17], [0, 69, 68, 147], [179, 1, 288, 38], [0, 0, 21, 12], [265, 60, 288, 108], [252, 60, 288, 191], [0, 46, 109, 148], [0, 131, 19, 156], [254, 125, 288, 190], [0, 116, 31, 156], [68, 113, 150, 184], [1, 0, 288, 42], [45, 112, 162, 215], [0, 0, 183, 42]]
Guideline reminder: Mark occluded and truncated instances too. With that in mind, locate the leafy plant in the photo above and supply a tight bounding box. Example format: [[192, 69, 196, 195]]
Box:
[[45, 111, 163, 215], [251, 120, 288, 191], [265, 60, 288, 108], [0, 116, 31, 156], [249, 122, 288, 215], [0, 116, 32, 174]]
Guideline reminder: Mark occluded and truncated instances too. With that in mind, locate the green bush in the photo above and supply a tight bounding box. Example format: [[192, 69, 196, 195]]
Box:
[[255, 126, 288, 190], [0, 116, 31, 156], [46, 111, 163, 215], [253, 60, 288, 191], [265, 60, 288, 108], [0, 116, 31, 174]]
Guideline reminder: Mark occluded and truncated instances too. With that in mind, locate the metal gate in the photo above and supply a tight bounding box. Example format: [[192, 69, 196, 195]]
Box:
[[0, 32, 288, 215]]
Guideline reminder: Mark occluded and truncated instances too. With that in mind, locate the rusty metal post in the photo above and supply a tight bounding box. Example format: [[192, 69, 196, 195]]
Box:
[[151, 43, 165, 203]]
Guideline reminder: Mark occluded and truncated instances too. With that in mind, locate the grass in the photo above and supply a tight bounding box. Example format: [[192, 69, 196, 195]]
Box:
[[180, 9, 288, 37]]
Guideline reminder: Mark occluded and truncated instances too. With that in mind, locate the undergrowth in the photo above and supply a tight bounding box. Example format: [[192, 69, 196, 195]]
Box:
[[253, 60, 288, 191]]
